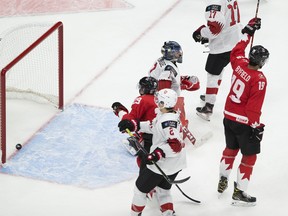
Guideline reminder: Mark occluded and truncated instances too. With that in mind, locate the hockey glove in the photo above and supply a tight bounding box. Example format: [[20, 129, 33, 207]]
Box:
[[180, 75, 200, 91], [192, 25, 206, 43], [146, 148, 165, 165], [111, 102, 128, 117], [250, 124, 265, 142], [118, 119, 139, 133], [242, 17, 261, 36], [201, 37, 209, 44]]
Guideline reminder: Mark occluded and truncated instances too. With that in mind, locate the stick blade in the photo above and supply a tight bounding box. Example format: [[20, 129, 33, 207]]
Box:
[[171, 176, 191, 184], [194, 131, 213, 147]]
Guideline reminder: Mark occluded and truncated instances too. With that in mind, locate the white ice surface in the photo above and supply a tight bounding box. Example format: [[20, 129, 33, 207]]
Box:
[[0, 0, 287, 215]]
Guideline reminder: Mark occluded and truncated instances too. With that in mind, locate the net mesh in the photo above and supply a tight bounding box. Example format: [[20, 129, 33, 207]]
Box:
[[0, 22, 62, 164], [0, 23, 60, 106]]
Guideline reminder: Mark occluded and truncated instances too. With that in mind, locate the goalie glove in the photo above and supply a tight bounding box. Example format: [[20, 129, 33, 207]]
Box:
[[180, 75, 200, 91], [111, 102, 128, 117]]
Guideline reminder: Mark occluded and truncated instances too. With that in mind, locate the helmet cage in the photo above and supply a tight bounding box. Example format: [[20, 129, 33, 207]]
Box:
[[161, 41, 183, 63]]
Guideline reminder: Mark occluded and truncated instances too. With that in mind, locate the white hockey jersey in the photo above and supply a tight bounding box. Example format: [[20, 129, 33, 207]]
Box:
[[200, 0, 242, 54], [149, 57, 181, 96], [139, 110, 187, 175]]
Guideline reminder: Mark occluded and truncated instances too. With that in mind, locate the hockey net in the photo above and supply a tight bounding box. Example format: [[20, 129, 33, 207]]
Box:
[[0, 22, 64, 164]]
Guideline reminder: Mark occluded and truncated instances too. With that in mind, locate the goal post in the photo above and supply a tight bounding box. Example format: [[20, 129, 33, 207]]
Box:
[[0, 21, 64, 164]]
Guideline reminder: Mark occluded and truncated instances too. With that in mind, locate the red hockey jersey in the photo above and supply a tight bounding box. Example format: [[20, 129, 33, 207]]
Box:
[[224, 34, 267, 127], [122, 94, 157, 122]]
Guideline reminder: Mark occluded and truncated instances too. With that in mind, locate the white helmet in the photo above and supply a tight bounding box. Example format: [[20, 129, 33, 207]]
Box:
[[155, 88, 178, 108]]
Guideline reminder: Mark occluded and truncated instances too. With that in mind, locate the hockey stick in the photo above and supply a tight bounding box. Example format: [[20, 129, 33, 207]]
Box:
[[174, 184, 201, 203], [250, 0, 261, 48], [182, 126, 196, 145], [183, 125, 213, 147], [128, 130, 201, 203], [126, 129, 190, 184], [194, 131, 213, 147]]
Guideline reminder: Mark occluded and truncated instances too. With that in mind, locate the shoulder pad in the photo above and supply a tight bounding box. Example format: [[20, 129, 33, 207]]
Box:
[[164, 65, 178, 77], [161, 120, 178, 129]]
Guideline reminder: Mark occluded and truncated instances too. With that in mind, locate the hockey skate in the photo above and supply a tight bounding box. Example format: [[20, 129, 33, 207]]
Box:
[[196, 103, 214, 121], [231, 182, 256, 207], [217, 176, 228, 194]]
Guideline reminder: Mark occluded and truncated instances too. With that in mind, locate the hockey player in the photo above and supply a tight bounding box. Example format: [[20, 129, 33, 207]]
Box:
[[192, 0, 242, 121], [112, 76, 158, 171], [217, 17, 268, 206], [149, 41, 200, 143], [120, 88, 186, 216]]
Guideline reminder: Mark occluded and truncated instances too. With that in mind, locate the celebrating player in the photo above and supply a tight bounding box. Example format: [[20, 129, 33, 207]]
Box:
[[217, 17, 269, 206]]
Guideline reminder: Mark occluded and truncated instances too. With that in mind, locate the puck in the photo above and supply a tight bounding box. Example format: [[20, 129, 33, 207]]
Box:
[[16, 143, 22, 150]]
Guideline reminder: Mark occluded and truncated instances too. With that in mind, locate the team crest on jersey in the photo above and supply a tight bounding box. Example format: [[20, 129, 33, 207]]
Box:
[[161, 120, 178, 129], [206, 4, 221, 12]]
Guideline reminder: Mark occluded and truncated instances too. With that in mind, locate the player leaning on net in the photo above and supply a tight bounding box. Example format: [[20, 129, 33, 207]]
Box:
[[119, 88, 186, 216], [148, 41, 200, 128], [112, 76, 158, 172], [217, 17, 269, 206], [192, 0, 242, 121]]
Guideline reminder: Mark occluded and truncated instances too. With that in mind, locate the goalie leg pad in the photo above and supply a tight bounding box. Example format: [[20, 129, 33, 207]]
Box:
[[122, 137, 141, 156]]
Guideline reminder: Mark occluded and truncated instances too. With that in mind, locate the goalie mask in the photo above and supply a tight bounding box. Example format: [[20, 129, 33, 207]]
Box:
[[249, 45, 269, 68], [138, 76, 158, 95], [161, 41, 183, 63], [155, 88, 178, 109]]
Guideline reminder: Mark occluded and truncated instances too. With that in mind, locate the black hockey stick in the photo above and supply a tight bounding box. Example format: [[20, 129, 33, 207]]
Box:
[[126, 129, 190, 184], [250, 0, 261, 49], [175, 184, 201, 204], [127, 129, 201, 203]]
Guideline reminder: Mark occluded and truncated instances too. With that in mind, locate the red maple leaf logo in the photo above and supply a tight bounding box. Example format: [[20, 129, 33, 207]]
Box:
[[207, 21, 224, 35], [239, 164, 253, 180]]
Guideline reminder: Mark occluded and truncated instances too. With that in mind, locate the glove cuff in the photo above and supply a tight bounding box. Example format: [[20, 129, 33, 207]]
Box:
[[196, 24, 206, 32], [242, 25, 255, 36], [131, 119, 140, 131], [154, 148, 165, 159]]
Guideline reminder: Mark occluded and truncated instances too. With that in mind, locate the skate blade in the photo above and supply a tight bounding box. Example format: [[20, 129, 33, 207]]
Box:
[[217, 192, 224, 199], [231, 200, 256, 207], [196, 112, 211, 121]]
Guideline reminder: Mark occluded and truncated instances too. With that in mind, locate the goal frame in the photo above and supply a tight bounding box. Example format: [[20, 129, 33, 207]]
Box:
[[0, 21, 64, 164]]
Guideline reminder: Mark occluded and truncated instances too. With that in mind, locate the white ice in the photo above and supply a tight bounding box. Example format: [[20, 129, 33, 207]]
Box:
[[0, 0, 287, 215]]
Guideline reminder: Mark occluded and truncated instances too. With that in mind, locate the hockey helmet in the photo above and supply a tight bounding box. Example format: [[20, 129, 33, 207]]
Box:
[[155, 88, 178, 109], [161, 41, 183, 63], [249, 45, 269, 68], [138, 76, 158, 95]]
